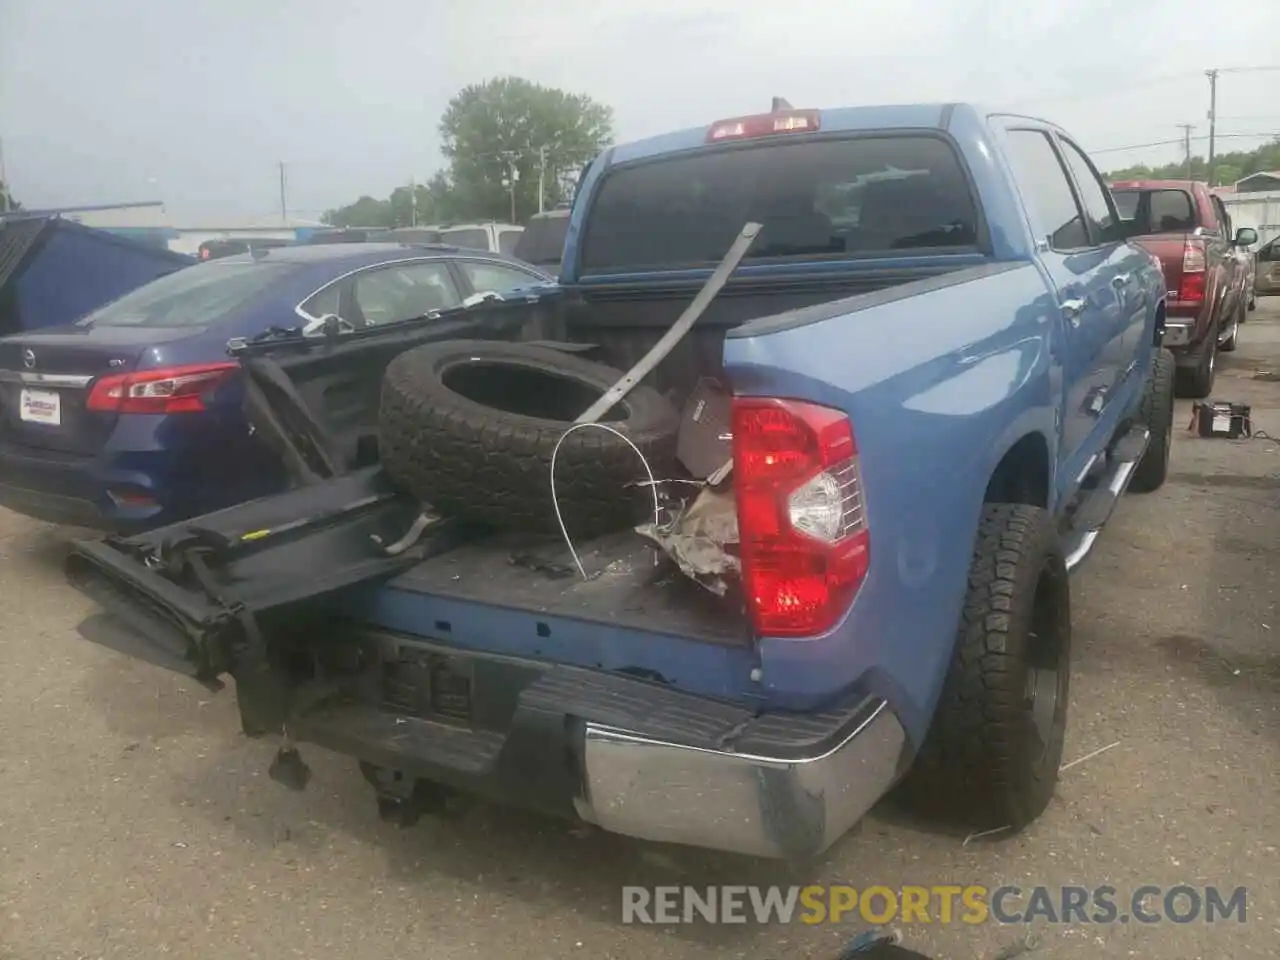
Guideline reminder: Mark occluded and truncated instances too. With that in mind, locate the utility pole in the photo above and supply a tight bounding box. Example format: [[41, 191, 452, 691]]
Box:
[[409, 176, 417, 227], [278, 161, 288, 224], [500, 152, 520, 223], [0, 136, 9, 214], [537, 146, 547, 215], [1205, 69, 1218, 186], [1177, 123, 1195, 180]]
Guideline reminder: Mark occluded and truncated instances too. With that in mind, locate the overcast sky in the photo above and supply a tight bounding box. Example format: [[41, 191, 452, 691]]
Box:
[[2, 0, 1278, 222]]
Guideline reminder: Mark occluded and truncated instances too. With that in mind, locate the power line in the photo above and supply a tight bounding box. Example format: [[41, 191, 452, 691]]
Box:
[[1007, 65, 1280, 110], [1204, 65, 1280, 183], [1091, 131, 1280, 155]]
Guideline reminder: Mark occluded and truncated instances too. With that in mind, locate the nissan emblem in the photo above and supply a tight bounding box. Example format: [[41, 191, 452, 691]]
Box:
[[22, 349, 35, 369]]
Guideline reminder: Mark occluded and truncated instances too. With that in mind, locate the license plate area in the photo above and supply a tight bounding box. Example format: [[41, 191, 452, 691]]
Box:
[[19, 388, 62, 425], [1163, 324, 1192, 347], [382, 646, 473, 723]]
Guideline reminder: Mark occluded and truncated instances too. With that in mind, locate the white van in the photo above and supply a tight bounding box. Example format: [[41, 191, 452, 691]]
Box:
[[435, 222, 524, 256]]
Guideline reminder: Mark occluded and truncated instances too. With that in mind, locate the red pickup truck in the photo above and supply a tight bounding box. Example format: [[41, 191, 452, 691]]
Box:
[[1111, 180, 1255, 397]]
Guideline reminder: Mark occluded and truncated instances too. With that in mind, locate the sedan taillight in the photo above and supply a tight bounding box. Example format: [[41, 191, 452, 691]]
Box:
[[85, 362, 239, 414]]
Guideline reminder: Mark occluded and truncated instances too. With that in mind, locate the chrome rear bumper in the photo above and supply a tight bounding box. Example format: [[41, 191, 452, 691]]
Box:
[[579, 700, 907, 859]]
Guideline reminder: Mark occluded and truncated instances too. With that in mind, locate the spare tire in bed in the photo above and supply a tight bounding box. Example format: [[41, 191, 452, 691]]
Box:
[[379, 339, 681, 539]]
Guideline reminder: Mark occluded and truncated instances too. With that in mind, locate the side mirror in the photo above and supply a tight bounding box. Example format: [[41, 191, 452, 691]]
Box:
[[1234, 227, 1258, 247]]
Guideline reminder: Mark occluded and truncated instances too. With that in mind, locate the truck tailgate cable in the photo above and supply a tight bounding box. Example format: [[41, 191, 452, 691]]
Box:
[[551, 222, 760, 580]]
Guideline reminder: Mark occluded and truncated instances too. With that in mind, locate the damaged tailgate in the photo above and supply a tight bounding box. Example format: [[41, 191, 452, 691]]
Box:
[[65, 468, 463, 687], [64, 293, 551, 690]]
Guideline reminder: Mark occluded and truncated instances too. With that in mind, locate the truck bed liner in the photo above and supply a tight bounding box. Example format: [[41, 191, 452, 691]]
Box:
[[381, 531, 747, 645]]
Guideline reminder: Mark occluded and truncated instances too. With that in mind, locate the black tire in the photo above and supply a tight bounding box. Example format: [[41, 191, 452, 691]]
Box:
[[378, 340, 680, 539], [1219, 299, 1243, 353], [899, 503, 1070, 833], [1247, 292, 1256, 312], [1175, 323, 1216, 398], [1129, 348, 1175, 494]]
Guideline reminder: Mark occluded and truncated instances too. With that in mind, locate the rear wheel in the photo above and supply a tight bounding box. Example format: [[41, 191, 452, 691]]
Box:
[[899, 503, 1070, 832], [1129, 349, 1175, 494], [1175, 323, 1217, 398], [1220, 299, 1243, 353]]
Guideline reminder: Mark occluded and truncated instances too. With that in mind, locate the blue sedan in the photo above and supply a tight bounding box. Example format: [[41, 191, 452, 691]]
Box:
[[0, 243, 554, 530]]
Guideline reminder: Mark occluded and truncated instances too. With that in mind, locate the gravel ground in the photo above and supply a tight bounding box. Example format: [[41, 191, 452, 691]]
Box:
[[3, 302, 1280, 960]]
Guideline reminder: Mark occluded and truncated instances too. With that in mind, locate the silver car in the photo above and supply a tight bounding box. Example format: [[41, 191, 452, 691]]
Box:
[[1256, 236, 1280, 300]]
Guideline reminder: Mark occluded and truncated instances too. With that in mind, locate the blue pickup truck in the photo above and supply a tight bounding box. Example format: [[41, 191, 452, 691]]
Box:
[[66, 101, 1171, 861]]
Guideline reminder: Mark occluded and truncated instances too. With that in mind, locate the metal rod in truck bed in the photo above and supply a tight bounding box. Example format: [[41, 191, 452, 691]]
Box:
[[574, 221, 761, 424]]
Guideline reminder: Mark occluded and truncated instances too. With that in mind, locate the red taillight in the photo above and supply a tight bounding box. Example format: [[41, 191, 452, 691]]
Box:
[[732, 398, 870, 638], [707, 110, 820, 142], [1178, 239, 1207, 303], [85, 362, 239, 414], [199, 248, 211, 260]]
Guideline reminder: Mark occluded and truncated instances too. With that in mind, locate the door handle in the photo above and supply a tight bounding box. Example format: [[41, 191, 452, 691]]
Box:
[[1061, 298, 1086, 326], [1111, 273, 1131, 286]]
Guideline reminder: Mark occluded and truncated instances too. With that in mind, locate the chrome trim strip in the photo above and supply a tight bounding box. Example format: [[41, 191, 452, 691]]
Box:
[[1064, 427, 1148, 573], [293, 256, 450, 324], [578, 699, 906, 859], [1074, 452, 1099, 486], [0, 370, 94, 388], [1107, 456, 1141, 496], [1064, 530, 1100, 571]]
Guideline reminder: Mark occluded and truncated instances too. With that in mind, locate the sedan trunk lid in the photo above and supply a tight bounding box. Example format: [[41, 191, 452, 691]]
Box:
[[0, 324, 196, 455]]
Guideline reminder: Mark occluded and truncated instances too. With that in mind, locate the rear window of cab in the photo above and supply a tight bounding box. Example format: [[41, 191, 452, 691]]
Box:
[[579, 135, 981, 273], [1111, 189, 1198, 234]]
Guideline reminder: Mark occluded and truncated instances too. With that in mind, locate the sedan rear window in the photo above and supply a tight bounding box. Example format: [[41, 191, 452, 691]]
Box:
[[80, 261, 288, 327], [579, 135, 980, 272]]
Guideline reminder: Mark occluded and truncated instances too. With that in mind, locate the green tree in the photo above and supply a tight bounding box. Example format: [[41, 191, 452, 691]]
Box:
[[1105, 138, 1280, 186], [322, 195, 393, 228], [386, 176, 466, 227], [438, 77, 612, 223], [0, 182, 20, 213]]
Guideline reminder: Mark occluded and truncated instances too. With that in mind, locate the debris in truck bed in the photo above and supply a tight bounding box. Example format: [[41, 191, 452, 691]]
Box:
[[676, 377, 733, 479], [635, 483, 739, 596]]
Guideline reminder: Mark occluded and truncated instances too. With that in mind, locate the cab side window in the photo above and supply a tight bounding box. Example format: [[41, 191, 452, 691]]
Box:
[[1005, 130, 1090, 250], [1058, 139, 1119, 244], [1212, 197, 1233, 239]]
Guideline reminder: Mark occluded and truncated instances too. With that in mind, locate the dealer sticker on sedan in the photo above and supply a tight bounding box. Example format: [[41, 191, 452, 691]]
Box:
[[19, 389, 61, 426]]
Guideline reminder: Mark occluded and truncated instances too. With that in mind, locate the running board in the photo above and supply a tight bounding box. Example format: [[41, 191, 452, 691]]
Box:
[[1062, 424, 1150, 572]]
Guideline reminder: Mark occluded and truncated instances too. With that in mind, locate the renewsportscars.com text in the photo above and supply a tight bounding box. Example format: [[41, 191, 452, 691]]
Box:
[[621, 885, 1248, 926]]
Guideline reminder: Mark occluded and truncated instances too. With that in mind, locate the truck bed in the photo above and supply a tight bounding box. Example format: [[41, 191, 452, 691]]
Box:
[[381, 531, 747, 645], [64, 261, 978, 686]]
